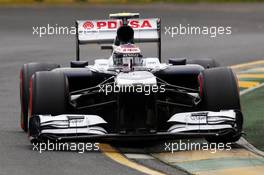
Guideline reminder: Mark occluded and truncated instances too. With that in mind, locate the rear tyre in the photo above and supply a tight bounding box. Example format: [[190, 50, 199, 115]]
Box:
[[20, 63, 59, 132], [188, 58, 219, 69], [199, 67, 243, 143], [30, 71, 69, 116]]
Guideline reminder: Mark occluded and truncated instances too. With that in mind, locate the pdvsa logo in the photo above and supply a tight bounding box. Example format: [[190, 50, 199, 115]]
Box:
[[83, 21, 94, 29], [83, 19, 153, 30], [95, 20, 152, 29]]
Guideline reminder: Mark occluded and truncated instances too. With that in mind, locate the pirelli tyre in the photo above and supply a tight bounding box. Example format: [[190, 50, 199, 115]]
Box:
[[20, 63, 60, 132], [187, 58, 219, 69], [30, 71, 69, 117], [199, 67, 243, 143]]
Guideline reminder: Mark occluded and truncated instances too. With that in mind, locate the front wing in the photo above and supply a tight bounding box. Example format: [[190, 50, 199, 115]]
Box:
[[29, 110, 242, 142]]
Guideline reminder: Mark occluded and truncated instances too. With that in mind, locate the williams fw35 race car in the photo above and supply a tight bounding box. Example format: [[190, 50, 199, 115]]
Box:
[[20, 13, 243, 143]]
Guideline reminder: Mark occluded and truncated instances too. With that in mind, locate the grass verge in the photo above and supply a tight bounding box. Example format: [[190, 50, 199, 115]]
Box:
[[241, 84, 264, 151]]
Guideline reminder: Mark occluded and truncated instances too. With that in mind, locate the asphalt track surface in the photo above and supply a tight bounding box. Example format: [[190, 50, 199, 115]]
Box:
[[0, 3, 264, 175]]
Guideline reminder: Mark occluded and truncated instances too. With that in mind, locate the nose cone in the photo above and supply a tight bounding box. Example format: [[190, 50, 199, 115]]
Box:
[[116, 71, 157, 86]]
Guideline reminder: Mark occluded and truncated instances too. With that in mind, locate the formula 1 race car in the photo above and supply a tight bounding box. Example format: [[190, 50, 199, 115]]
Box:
[[20, 13, 243, 143]]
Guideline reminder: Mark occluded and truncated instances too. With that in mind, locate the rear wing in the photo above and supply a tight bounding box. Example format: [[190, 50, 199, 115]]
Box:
[[75, 18, 161, 61]]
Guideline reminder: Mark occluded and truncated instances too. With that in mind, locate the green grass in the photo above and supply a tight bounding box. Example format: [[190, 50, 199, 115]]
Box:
[[151, 0, 264, 2], [239, 87, 247, 91], [241, 85, 264, 151]]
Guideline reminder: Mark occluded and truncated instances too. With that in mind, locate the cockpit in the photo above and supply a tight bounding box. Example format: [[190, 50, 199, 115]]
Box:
[[112, 44, 143, 69]]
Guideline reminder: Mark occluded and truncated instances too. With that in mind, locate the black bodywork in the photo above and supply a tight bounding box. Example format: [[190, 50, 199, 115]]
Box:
[[52, 64, 204, 136]]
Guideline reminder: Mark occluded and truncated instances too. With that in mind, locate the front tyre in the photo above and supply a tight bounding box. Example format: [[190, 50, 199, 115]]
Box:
[[30, 71, 69, 116], [29, 71, 69, 139], [199, 67, 243, 143], [20, 63, 59, 132]]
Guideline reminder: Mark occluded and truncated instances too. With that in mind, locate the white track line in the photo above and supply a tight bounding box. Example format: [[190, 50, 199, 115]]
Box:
[[238, 137, 264, 157], [240, 82, 264, 96], [124, 153, 155, 159]]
